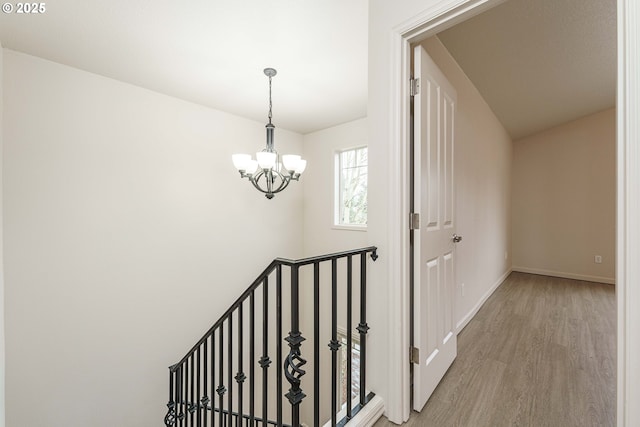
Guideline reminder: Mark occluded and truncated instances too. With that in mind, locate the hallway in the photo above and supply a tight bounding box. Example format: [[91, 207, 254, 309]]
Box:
[[375, 272, 616, 426]]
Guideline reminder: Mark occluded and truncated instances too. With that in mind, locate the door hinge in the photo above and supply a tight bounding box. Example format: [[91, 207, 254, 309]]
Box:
[[410, 346, 420, 364], [410, 212, 420, 230], [410, 78, 420, 96]]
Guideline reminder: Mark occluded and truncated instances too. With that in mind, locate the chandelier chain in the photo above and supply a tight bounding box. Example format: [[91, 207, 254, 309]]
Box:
[[268, 75, 273, 124]]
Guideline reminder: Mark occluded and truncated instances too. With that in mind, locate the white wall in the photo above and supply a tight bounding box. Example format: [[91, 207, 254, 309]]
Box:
[[302, 118, 369, 256], [0, 40, 5, 427], [2, 49, 304, 427], [512, 108, 616, 283], [421, 36, 512, 330]]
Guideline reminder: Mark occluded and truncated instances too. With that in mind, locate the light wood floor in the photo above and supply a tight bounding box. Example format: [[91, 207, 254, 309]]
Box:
[[375, 272, 616, 427]]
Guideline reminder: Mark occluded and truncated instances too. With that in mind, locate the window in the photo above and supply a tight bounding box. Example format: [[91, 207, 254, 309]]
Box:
[[335, 147, 368, 227], [338, 331, 361, 409]]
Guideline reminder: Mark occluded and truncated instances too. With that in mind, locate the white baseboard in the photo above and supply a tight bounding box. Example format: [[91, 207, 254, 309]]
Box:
[[456, 268, 512, 333], [512, 266, 615, 285], [320, 394, 385, 427]]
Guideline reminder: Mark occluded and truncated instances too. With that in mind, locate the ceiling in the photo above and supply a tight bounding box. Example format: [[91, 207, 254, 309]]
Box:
[[0, 0, 368, 135], [0, 0, 616, 139], [437, 0, 616, 140]]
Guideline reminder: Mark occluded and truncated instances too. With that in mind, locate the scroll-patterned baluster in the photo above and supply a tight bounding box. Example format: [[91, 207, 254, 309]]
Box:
[[285, 265, 306, 426], [164, 367, 177, 426]]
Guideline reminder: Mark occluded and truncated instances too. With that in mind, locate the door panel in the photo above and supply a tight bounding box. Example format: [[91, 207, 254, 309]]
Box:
[[413, 44, 458, 412]]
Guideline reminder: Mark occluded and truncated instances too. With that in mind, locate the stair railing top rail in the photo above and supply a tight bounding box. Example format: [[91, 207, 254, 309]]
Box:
[[169, 246, 378, 372], [274, 246, 378, 267]]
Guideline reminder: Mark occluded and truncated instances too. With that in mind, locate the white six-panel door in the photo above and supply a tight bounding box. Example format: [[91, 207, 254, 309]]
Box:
[[412, 44, 458, 412]]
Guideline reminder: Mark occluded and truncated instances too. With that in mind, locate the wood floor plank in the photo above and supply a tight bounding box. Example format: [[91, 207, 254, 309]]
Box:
[[374, 272, 616, 427]]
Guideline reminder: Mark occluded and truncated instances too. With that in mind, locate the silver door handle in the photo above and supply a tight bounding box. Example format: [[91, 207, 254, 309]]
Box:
[[453, 234, 463, 243]]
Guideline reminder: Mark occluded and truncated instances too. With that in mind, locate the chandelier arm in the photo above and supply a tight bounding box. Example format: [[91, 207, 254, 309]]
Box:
[[249, 170, 278, 197], [248, 169, 292, 196], [248, 171, 269, 194], [271, 171, 291, 193]]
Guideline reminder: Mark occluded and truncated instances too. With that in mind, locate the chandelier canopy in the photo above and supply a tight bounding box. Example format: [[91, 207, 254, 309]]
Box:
[[232, 68, 306, 199]]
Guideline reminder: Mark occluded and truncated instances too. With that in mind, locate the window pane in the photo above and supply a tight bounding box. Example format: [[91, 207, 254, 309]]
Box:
[[338, 147, 368, 226]]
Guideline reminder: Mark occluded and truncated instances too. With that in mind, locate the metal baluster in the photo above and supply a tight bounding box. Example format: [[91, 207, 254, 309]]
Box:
[[260, 278, 271, 426], [276, 265, 283, 427], [211, 333, 216, 427], [346, 255, 353, 420], [285, 265, 306, 427], [187, 354, 195, 427], [329, 259, 340, 427], [313, 262, 320, 427], [184, 361, 188, 427], [250, 291, 256, 427], [236, 303, 245, 427], [203, 336, 209, 427], [179, 364, 185, 427], [197, 348, 202, 427], [228, 314, 233, 427], [165, 368, 177, 426], [357, 253, 370, 405], [218, 325, 225, 427]]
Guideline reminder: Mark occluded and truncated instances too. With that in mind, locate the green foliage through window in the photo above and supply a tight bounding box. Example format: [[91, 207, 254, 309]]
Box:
[[336, 147, 367, 226]]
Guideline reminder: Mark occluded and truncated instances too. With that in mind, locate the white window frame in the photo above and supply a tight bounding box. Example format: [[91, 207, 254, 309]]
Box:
[[334, 146, 368, 231]]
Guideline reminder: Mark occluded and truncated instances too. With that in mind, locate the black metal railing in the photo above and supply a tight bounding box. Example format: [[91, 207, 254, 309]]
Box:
[[164, 246, 378, 427]]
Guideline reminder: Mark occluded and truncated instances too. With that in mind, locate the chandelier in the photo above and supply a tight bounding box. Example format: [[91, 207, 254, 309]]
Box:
[[232, 68, 307, 199]]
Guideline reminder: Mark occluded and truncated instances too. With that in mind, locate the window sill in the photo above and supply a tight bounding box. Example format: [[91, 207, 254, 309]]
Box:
[[332, 224, 368, 232]]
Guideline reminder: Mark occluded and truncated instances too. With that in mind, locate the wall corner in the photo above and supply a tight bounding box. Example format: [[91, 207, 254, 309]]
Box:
[[0, 39, 6, 427]]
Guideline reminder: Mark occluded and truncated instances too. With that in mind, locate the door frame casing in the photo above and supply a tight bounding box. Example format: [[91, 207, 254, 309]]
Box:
[[616, 2, 640, 425], [383, 0, 639, 425]]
